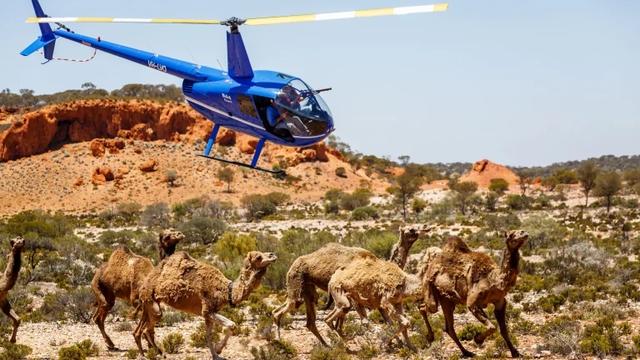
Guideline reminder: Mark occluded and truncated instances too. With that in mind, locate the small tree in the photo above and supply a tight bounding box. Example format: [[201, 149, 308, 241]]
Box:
[[216, 167, 235, 193], [594, 171, 622, 213], [516, 169, 533, 196], [451, 181, 478, 215], [164, 169, 178, 187], [412, 198, 427, 217], [577, 161, 599, 207], [489, 178, 509, 195], [387, 170, 424, 221]]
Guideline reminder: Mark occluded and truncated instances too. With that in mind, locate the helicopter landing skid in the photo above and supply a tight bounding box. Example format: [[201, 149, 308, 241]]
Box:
[[197, 154, 286, 177]]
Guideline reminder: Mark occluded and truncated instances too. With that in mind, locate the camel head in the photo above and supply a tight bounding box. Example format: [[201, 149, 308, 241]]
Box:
[[244, 251, 278, 270], [504, 230, 528, 251], [159, 229, 185, 248], [9, 237, 25, 251], [400, 224, 436, 245]]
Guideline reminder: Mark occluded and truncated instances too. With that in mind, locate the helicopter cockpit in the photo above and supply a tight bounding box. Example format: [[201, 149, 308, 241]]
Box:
[[268, 79, 333, 139]]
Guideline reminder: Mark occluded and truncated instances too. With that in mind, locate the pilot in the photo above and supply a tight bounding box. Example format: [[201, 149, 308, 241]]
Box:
[[266, 100, 290, 135]]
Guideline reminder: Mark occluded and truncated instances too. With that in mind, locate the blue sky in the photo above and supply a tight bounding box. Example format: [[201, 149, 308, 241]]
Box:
[[1, 0, 639, 166]]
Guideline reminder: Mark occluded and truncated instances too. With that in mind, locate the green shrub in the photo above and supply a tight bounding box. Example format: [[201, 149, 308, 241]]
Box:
[[241, 193, 291, 221], [537, 293, 566, 313], [309, 341, 350, 360], [214, 232, 258, 263], [58, 339, 99, 360], [177, 216, 226, 244], [457, 322, 485, 341], [0, 341, 32, 360], [340, 188, 372, 210], [579, 317, 624, 356], [125, 349, 139, 359], [191, 322, 219, 348], [335, 167, 347, 178], [250, 339, 297, 360], [505, 194, 529, 210], [161, 333, 184, 354], [350, 206, 378, 220]]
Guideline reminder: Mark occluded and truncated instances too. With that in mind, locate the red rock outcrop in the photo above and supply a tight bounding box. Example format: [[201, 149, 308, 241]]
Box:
[[139, 159, 158, 172], [459, 159, 519, 188], [92, 166, 115, 185], [0, 99, 208, 161]]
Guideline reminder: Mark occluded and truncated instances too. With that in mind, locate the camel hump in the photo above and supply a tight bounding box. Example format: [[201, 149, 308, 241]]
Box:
[[442, 236, 471, 253]]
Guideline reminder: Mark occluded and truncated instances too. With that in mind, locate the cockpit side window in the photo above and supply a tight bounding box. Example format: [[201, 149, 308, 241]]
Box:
[[237, 94, 257, 118]]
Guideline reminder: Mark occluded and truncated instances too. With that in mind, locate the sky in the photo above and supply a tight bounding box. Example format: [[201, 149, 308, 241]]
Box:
[[1, 0, 639, 166]]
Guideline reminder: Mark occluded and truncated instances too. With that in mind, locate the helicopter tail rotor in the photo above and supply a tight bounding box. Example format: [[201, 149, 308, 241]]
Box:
[[26, 3, 448, 27]]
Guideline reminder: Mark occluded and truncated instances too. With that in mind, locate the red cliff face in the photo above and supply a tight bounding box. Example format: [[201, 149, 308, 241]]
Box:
[[0, 99, 336, 166]]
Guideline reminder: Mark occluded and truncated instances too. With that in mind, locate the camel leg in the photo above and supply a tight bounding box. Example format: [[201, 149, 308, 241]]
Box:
[[441, 299, 474, 358], [132, 307, 147, 354], [92, 287, 116, 350], [0, 299, 20, 343], [394, 303, 416, 352], [272, 299, 302, 340], [419, 303, 435, 343], [469, 305, 496, 346], [302, 286, 328, 346], [144, 302, 162, 353], [494, 299, 520, 358], [204, 315, 219, 360], [213, 313, 236, 355]]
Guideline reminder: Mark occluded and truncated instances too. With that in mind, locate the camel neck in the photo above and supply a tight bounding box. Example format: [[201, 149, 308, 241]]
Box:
[[230, 266, 266, 305], [389, 239, 414, 269], [3, 249, 22, 290], [499, 248, 520, 289]]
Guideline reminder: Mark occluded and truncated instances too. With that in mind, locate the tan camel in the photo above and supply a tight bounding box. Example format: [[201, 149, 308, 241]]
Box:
[[421, 230, 528, 358], [91, 229, 184, 350], [134, 251, 277, 359], [389, 224, 436, 269], [272, 224, 433, 345], [0, 237, 25, 343], [325, 256, 422, 351]]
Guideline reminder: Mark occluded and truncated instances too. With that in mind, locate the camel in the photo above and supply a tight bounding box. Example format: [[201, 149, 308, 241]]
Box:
[[134, 251, 277, 359], [91, 229, 184, 350], [272, 224, 433, 345], [421, 230, 529, 358], [324, 256, 422, 351], [0, 237, 25, 343]]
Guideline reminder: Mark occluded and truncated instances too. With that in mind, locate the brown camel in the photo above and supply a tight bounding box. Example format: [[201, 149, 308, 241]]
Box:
[[421, 230, 529, 358], [0, 237, 25, 343], [272, 224, 433, 345], [134, 251, 277, 359], [325, 257, 422, 351], [91, 229, 184, 350]]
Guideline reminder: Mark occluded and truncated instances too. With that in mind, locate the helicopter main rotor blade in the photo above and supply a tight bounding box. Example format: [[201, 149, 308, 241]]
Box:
[[26, 3, 447, 26], [26, 17, 221, 25], [244, 3, 448, 26]]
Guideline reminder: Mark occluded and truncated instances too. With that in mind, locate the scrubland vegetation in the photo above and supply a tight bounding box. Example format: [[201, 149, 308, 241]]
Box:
[[0, 146, 639, 358]]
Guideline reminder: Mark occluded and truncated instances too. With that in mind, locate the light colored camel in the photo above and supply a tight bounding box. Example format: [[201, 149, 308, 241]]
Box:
[[134, 251, 277, 359], [324, 256, 422, 351], [0, 237, 25, 343], [272, 224, 432, 345], [421, 230, 528, 358], [91, 229, 184, 350]]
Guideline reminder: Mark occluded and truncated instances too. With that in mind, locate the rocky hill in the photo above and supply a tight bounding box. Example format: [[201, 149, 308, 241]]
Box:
[[459, 159, 520, 187]]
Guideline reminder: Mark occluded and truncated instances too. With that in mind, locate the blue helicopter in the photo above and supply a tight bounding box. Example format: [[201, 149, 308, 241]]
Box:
[[21, 0, 448, 175]]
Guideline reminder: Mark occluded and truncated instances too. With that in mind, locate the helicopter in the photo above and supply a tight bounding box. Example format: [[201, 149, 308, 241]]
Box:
[[21, 0, 448, 175]]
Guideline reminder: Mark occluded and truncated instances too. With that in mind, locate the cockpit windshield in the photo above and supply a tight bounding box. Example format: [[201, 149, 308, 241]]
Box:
[[271, 79, 333, 137]]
